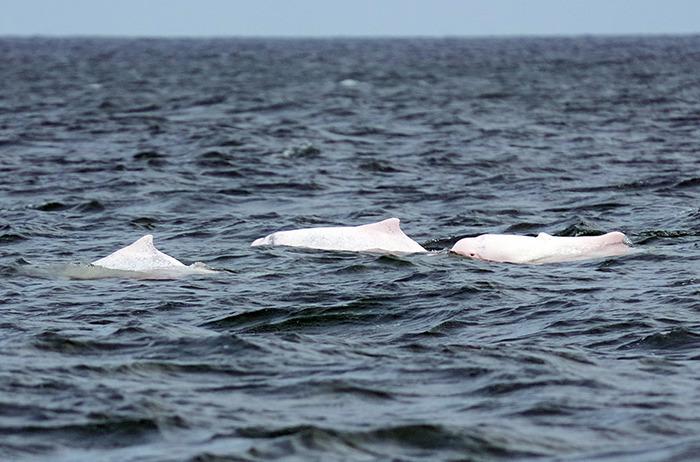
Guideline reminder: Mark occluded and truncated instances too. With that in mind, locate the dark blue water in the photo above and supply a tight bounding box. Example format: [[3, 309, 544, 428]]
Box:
[[1, 36, 699, 461]]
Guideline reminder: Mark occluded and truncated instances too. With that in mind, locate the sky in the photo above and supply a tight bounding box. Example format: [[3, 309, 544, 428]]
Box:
[[1, 0, 699, 37]]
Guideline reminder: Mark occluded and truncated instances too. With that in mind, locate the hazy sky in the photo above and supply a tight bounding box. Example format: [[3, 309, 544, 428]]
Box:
[[1, 0, 699, 37]]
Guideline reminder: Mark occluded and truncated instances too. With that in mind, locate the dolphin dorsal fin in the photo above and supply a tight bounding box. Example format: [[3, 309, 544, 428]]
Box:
[[600, 231, 629, 245], [359, 218, 403, 234], [132, 234, 155, 249], [92, 234, 185, 271], [537, 232, 554, 239]]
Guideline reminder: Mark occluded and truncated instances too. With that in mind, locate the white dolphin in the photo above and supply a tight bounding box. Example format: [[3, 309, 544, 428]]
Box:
[[91, 234, 216, 278], [251, 218, 427, 254], [451, 231, 632, 264]]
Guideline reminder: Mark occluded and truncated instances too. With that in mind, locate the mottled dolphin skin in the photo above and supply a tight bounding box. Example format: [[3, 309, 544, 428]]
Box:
[[251, 218, 427, 254], [92, 234, 216, 276], [451, 231, 631, 264]]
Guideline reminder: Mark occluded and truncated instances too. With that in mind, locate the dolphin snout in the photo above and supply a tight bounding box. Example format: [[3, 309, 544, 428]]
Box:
[[251, 237, 268, 247]]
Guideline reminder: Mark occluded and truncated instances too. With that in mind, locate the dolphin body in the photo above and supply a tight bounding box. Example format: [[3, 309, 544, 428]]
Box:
[[91, 234, 216, 278], [251, 218, 427, 254], [451, 231, 632, 264]]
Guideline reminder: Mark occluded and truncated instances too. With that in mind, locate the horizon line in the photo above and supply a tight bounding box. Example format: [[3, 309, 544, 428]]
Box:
[[2, 32, 699, 40]]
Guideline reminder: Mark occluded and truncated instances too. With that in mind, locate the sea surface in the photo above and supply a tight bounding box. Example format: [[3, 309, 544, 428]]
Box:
[[1, 36, 699, 461]]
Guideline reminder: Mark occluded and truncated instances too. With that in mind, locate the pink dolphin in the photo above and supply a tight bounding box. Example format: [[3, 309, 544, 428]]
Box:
[[251, 218, 426, 254], [92, 235, 216, 276], [451, 231, 632, 264]]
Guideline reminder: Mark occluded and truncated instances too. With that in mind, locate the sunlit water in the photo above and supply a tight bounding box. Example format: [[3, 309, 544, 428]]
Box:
[[1, 36, 699, 461]]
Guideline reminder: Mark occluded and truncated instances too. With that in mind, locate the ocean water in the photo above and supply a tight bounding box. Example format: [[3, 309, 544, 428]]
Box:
[[1, 36, 699, 461]]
